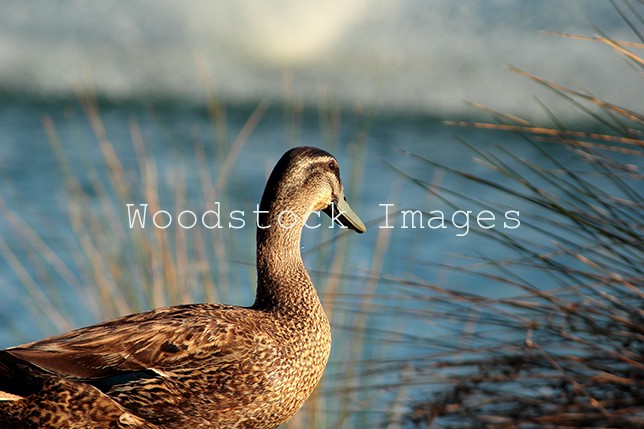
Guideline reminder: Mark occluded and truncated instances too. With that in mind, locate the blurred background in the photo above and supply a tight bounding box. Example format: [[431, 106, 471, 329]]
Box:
[[0, 0, 639, 117], [0, 1, 642, 428]]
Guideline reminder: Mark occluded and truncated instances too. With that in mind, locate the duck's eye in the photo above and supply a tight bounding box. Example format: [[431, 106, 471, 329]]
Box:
[[328, 160, 337, 171]]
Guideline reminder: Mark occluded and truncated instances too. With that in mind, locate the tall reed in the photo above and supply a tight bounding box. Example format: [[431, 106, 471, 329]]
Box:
[[360, 3, 643, 427]]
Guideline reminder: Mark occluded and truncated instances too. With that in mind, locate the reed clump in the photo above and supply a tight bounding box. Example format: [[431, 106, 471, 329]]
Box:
[[383, 5, 643, 427]]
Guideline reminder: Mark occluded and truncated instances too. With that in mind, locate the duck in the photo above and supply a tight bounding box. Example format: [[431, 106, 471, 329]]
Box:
[[0, 146, 366, 429]]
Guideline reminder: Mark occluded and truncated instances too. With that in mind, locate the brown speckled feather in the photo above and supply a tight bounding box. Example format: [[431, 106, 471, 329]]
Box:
[[7, 304, 248, 379], [0, 147, 365, 429]]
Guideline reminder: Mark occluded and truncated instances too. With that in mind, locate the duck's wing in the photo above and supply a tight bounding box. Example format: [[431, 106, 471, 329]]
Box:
[[0, 352, 162, 429], [1, 304, 251, 391]]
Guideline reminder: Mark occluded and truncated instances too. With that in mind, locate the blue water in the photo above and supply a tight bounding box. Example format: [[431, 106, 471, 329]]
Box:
[[0, 95, 583, 341]]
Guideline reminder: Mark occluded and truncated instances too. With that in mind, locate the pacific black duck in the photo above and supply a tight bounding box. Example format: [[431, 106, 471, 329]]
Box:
[[0, 146, 365, 429]]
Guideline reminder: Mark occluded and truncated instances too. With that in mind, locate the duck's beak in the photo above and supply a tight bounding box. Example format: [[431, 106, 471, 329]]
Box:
[[323, 188, 366, 234]]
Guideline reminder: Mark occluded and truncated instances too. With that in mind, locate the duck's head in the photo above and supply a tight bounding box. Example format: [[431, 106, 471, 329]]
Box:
[[260, 146, 366, 234]]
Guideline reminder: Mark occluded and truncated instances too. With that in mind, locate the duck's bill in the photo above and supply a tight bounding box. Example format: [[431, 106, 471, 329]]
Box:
[[323, 190, 366, 234]]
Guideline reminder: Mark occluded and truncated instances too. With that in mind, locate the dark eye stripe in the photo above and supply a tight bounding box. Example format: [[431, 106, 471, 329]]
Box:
[[308, 158, 339, 179]]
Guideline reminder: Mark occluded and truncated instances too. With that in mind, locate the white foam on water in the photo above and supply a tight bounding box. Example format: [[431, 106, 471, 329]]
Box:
[[0, 0, 640, 120]]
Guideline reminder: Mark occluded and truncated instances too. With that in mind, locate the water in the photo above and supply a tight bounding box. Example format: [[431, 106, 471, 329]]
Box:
[[0, 97, 583, 344]]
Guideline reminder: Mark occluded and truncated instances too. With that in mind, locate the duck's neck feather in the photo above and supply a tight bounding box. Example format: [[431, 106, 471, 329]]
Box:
[[253, 203, 323, 316]]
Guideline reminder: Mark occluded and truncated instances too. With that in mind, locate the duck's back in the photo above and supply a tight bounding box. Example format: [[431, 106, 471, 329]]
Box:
[[0, 303, 331, 429]]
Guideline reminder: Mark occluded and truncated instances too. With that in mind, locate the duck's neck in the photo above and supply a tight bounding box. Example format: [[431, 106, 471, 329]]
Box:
[[252, 198, 323, 316]]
